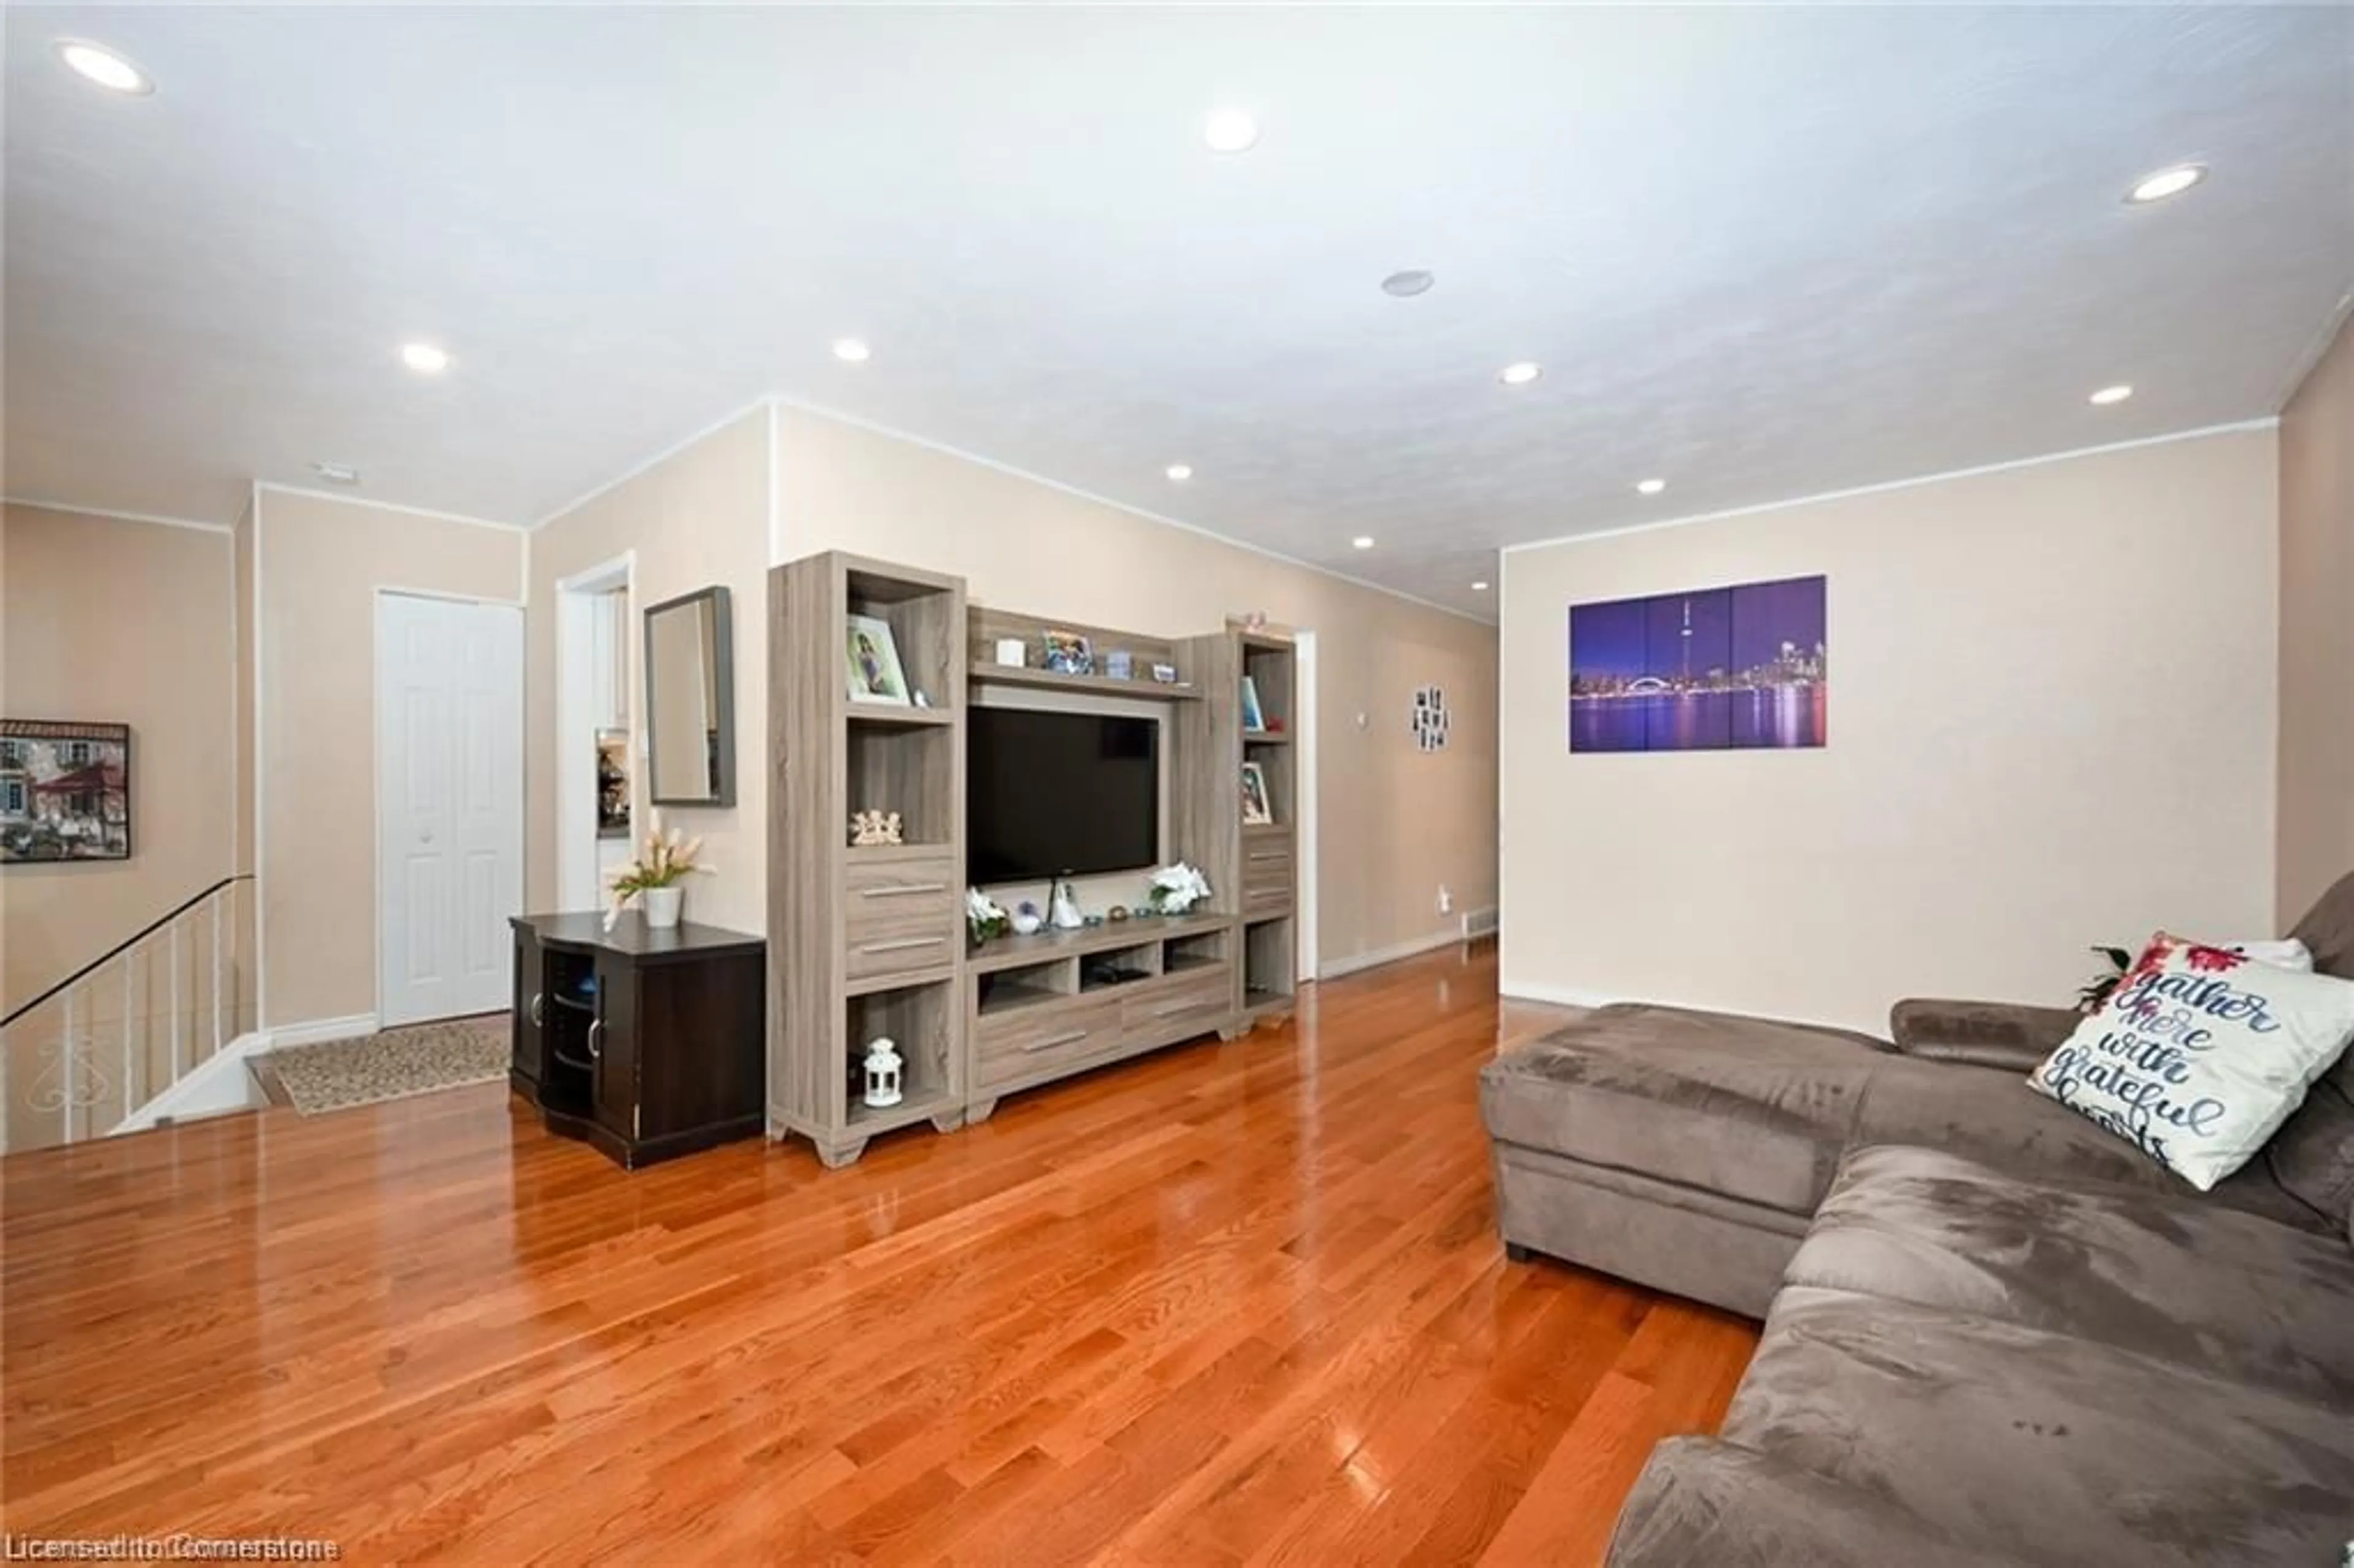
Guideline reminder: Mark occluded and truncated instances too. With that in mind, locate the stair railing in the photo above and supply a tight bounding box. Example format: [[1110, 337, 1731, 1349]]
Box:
[[0, 873, 254, 1154]]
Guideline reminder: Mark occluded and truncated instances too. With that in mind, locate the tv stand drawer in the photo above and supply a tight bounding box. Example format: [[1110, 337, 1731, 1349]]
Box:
[[1121, 965, 1233, 1038], [975, 994, 1123, 1089], [1243, 834, 1294, 913], [845, 854, 959, 983]]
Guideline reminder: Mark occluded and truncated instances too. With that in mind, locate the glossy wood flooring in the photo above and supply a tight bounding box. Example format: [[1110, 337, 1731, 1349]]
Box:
[[1, 944, 1758, 1565]]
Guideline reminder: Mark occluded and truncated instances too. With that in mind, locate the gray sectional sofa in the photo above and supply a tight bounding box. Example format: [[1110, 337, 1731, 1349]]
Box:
[[1481, 872, 2354, 1566]]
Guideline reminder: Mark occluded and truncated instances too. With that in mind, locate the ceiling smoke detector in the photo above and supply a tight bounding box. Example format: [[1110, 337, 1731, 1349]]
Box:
[[310, 462, 361, 485], [1381, 270, 1436, 299]]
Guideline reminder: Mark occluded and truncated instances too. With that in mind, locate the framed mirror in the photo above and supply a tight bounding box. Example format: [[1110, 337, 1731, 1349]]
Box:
[[644, 585, 735, 807]]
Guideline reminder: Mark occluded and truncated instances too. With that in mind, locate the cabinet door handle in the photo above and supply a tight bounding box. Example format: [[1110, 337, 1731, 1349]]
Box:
[[529, 992, 544, 1027], [861, 883, 947, 898], [859, 936, 947, 954], [1025, 1029, 1091, 1052], [1152, 1000, 1206, 1018], [587, 1018, 604, 1060], [1248, 851, 1289, 862]]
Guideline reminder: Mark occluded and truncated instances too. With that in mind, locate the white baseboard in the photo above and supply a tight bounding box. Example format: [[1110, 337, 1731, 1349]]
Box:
[[107, 1013, 382, 1138], [112, 1030, 272, 1135], [1498, 979, 1879, 1037], [1498, 979, 1620, 1010], [266, 1013, 379, 1049], [1320, 927, 1467, 981]]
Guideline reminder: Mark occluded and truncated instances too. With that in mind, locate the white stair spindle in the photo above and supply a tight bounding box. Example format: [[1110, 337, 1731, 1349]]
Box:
[[171, 919, 184, 1081], [211, 893, 224, 1060], [123, 959, 136, 1128], [62, 989, 79, 1146]]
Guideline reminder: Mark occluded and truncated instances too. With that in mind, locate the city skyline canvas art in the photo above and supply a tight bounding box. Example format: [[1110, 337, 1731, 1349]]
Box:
[[1569, 575, 1827, 752]]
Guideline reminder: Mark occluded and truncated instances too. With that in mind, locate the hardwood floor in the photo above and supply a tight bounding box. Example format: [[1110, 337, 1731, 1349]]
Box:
[[0, 944, 1758, 1565]]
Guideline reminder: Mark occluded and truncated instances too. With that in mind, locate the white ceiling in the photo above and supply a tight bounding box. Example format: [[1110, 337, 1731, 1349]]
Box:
[[6, 6, 2350, 618]]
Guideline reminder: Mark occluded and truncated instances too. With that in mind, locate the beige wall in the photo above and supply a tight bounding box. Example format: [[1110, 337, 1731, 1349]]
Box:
[[1, 504, 236, 1012], [777, 405, 1499, 969], [1501, 428, 2280, 1032], [255, 489, 524, 1025], [527, 407, 772, 935], [2277, 314, 2354, 927], [523, 402, 1498, 973]]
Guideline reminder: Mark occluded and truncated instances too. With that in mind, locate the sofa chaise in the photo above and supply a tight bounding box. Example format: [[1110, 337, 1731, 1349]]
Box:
[[1480, 872, 2354, 1566]]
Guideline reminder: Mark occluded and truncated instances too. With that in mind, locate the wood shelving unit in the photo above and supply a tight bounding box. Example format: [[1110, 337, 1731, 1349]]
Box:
[[1173, 625, 1300, 1027], [769, 552, 970, 1168], [769, 571, 1280, 1166]]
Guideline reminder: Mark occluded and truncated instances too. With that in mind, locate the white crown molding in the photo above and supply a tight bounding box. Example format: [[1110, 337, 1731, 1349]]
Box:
[[530, 395, 775, 531], [2272, 290, 2354, 412], [771, 394, 1495, 627], [1499, 418, 2281, 558], [254, 482, 520, 533], [1, 495, 233, 535]]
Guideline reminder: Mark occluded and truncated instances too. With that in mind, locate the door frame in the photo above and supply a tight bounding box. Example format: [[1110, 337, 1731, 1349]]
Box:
[[373, 587, 525, 1029], [1293, 628, 1319, 983], [556, 554, 635, 911]]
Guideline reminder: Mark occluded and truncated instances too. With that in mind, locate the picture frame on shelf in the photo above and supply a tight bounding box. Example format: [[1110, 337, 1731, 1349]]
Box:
[[1240, 761, 1274, 825], [1240, 674, 1267, 732], [1042, 630, 1094, 676], [845, 614, 912, 706], [1105, 650, 1133, 681], [1150, 663, 1178, 685]]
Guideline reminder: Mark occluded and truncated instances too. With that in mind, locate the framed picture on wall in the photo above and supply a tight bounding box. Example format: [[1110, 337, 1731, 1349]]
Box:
[[845, 614, 912, 706], [0, 719, 131, 863]]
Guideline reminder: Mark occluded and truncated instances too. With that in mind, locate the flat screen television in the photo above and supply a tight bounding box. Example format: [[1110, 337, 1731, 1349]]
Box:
[[969, 708, 1159, 883]]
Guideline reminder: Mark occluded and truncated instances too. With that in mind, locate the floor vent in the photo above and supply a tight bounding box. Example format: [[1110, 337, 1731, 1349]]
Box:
[[1460, 907, 1499, 942]]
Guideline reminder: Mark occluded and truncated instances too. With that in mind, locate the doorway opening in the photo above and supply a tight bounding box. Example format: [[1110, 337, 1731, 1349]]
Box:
[[557, 554, 635, 912]]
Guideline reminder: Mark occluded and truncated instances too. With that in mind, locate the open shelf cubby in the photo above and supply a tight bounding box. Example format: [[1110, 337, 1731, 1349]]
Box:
[[844, 978, 959, 1128], [845, 721, 956, 843], [1164, 927, 1232, 974], [1243, 915, 1296, 1016], [975, 957, 1078, 1017], [1079, 943, 1163, 993]]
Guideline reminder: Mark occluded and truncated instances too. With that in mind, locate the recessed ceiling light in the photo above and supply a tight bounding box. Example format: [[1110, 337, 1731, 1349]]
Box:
[[1203, 108, 1260, 154], [2089, 384, 2134, 405], [2126, 165, 2206, 204], [1472, 580, 1491, 592], [1381, 270, 1436, 299], [1635, 478, 1667, 496], [309, 462, 360, 486], [56, 39, 151, 95], [1498, 362, 1543, 386], [831, 338, 872, 364], [1351, 536, 1375, 550], [1165, 463, 1194, 482], [400, 342, 451, 374]]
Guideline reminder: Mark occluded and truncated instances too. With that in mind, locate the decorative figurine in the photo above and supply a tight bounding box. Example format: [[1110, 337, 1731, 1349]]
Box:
[[1083, 914, 1105, 928], [1050, 879, 1085, 930], [862, 1037, 904, 1109], [1012, 900, 1045, 936], [850, 809, 904, 847], [1108, 905, 1130, 923]]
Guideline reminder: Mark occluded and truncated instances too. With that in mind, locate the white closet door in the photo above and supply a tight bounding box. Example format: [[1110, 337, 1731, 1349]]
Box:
[[377, 593, 524, 1027]]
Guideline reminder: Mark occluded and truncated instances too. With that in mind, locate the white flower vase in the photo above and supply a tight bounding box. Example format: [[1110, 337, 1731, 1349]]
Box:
[[641, 885, 684, 929]]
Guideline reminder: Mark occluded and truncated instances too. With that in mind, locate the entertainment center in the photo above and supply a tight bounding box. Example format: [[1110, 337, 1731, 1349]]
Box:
[[767, 551, 1300, 1167]]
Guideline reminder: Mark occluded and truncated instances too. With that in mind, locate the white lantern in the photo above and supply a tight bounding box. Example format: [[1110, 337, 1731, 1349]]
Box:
[[862, 1037, 904, 1108]]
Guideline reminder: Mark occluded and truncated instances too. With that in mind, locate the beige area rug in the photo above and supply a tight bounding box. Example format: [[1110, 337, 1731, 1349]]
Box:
[[266, 1014, 508, 1116]]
